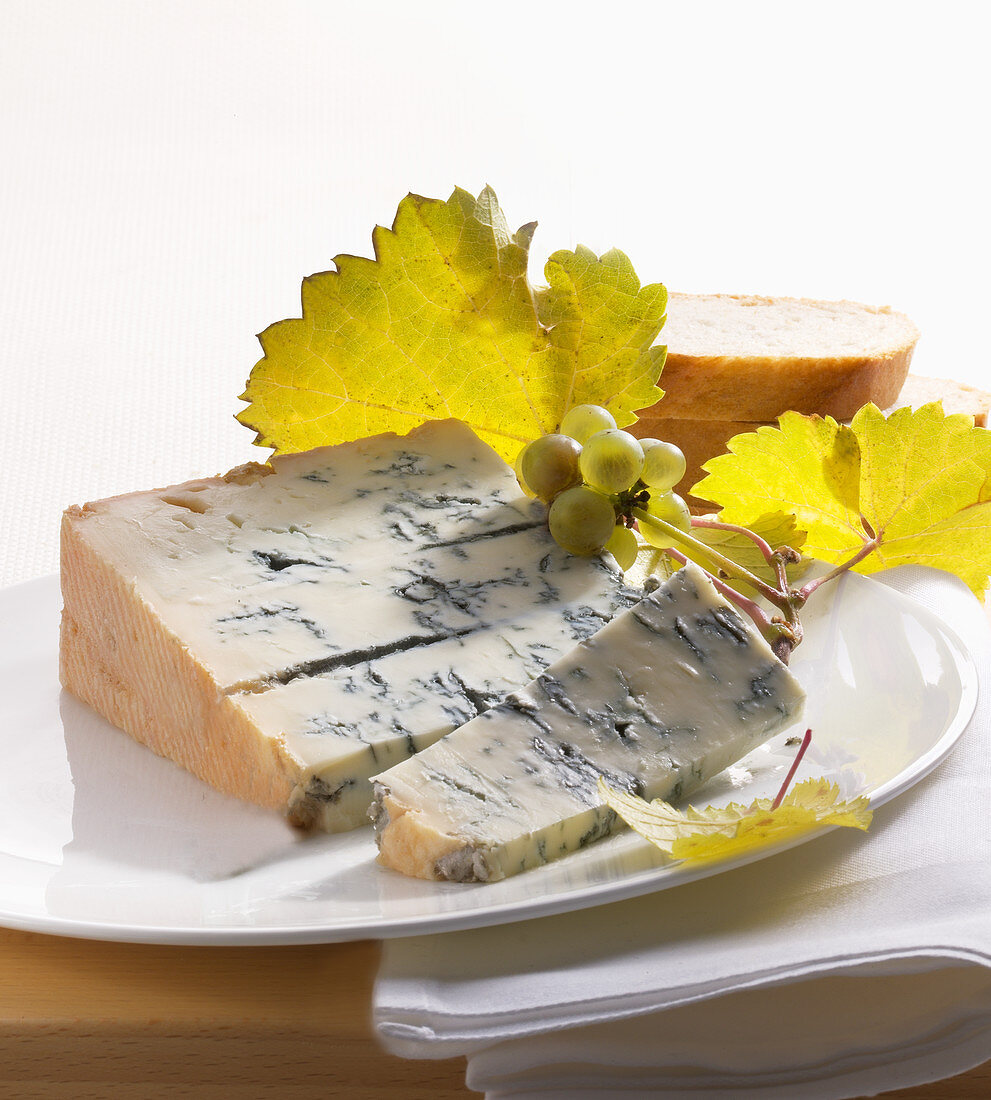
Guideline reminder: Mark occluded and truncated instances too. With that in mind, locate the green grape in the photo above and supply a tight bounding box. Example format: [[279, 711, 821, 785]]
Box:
[[548, 486, 617, 556], [579, 429, 645, 494], [640, 439, 687, 493], [640, 491, 692, 546], [604, 524, 639, 571], [514, 447, 536, 498], [518, 433, 582, 503], [559, 403, 616, 445]]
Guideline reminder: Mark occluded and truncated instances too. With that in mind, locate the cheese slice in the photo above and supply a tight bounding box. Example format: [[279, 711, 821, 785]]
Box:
[[371, 562, 806, 881], [60, 420, 637, 830]]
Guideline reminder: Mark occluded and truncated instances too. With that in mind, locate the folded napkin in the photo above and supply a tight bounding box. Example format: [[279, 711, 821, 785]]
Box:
[[374, 567, 991, 1098]]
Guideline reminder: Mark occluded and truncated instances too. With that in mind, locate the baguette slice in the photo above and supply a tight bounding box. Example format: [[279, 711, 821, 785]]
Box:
[[647, 293, 919, 421], [894, 374, 990, 428]]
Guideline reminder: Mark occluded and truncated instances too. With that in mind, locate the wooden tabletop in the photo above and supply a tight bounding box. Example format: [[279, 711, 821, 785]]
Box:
[[0, 930, 467, 1099], [1, 926, 989, 1099]]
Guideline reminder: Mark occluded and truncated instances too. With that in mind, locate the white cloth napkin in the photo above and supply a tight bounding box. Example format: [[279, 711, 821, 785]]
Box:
[[374, 566, 991, 1098]]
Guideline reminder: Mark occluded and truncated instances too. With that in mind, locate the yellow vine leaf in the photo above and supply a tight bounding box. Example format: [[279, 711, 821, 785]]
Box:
[[693, 402, 991, 597], [600, 777, 872, 865], [237, 186, 667, 463]]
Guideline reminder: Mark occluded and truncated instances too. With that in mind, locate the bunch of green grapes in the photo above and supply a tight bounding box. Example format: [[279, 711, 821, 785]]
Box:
[[515, 404, 691, 570]]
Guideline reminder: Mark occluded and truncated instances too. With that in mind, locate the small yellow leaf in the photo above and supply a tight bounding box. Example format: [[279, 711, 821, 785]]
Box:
[[600, 777, 872, 866]]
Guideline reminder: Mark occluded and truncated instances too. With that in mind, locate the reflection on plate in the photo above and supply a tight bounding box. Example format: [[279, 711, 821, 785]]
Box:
[[0, 571, 977, 945]]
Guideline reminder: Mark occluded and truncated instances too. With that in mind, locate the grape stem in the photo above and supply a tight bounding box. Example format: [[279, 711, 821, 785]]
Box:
[[690, 516, 776, 564], [633, 510, 777, 599], [690, 515, 803, 592], [797, 535, 882, 600], [632, 508, 806, 662], [771, 729, 813, 809], [631, 505, 886, 664], [664, 547, 775, 632]]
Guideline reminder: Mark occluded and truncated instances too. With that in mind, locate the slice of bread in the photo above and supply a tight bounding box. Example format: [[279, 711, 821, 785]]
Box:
[[631, 374, 990, 511], [647, 293, 920, 421], [895, 374, 989, 427]]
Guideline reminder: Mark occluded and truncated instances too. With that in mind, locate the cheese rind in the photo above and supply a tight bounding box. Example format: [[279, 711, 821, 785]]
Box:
[[371, 563, 806, 881], [60, 420, 637, 830]]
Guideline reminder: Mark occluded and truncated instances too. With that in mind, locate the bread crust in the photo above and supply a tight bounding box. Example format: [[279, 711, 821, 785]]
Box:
[[646, 293, 919, 421], [652, 347, 915, 421]]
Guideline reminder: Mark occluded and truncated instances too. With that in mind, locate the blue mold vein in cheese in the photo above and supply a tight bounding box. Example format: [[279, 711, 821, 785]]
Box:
[[371, 562, 806, 881], [59, 420, 637, 830]]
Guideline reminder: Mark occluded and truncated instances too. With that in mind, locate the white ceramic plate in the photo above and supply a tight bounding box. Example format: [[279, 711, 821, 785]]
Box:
[[0, 571, 977, 945]]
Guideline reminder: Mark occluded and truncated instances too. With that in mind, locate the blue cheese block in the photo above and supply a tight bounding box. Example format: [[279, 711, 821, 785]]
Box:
[[60, 419, 637, 830], [237, 598, 623, 830], [370, 562, 806, 881]]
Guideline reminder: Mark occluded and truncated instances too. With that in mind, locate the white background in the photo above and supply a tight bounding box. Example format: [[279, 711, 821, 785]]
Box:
[[3, 0, 989, 588]]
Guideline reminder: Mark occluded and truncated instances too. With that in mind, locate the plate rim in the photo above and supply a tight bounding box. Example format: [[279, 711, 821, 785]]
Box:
[[0, 570, 979, 945]]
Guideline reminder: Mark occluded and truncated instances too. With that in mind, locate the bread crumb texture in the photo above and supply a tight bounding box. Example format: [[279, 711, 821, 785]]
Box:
[[651, 292, 919, 420]]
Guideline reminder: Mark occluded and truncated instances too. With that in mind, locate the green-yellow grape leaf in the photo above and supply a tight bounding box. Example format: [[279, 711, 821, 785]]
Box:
[[536, 246, 667, 430], [600, 777, 872, 865], [238, 187, 667, 462], [694, 402, 991, 597]]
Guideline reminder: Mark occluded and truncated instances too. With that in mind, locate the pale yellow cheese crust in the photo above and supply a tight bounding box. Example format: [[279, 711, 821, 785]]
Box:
[[373, 789, 466, 881], [60, 503, 303, 818]]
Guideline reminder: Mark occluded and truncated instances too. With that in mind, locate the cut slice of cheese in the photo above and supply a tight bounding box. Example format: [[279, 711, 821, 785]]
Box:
[[60, 419, 638, 830], [371, 562, 806, 882]]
